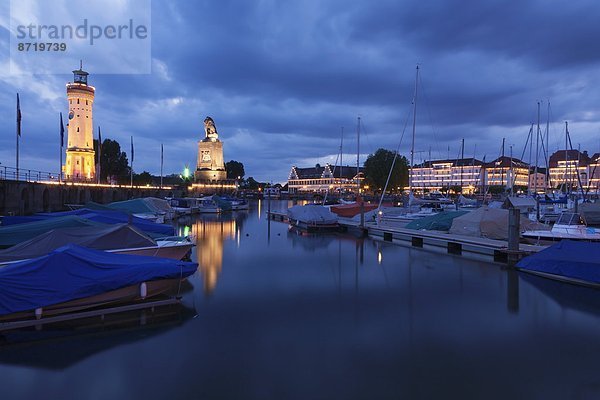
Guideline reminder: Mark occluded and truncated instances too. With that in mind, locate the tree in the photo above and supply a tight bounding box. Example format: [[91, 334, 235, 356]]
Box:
[[246, 177, 259, 189], [363, 148, 409, 193], [134, 171, 153, 185], [225, 160, 245, 179], [96, 138, 130, 184]]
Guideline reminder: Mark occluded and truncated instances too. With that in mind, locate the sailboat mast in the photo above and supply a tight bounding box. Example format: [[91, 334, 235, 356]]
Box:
[[545, 101, 550, 192], [535, 101, 540, 195], [356, 117, 361, 196], [410, 65, 419, 194], [340, 126, 344, 195], [564, 121, 568, 192], [460, 138, 464, 191]]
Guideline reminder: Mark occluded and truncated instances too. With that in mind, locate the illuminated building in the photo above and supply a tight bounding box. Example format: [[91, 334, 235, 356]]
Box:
[[409, 158, 484, 193], [287, 164, 366, 194], [548, 150, 594, 191], [64, 65, 96, 181], [483, 156, 530, 189]]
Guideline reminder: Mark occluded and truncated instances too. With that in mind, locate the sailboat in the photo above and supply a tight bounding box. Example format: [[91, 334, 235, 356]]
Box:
[[330, 117, 378, 219]]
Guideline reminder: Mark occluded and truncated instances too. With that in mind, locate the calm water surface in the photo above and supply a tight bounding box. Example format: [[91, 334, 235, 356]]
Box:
[[1, 200, 599, 399]]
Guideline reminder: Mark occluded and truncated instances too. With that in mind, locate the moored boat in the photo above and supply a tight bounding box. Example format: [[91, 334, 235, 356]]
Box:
[[0, 244, 197, 327], [287, 204, 340, 232], [521, 212, 600, 244], [516, 240, 600, 288], [0, 224, 193, 265]]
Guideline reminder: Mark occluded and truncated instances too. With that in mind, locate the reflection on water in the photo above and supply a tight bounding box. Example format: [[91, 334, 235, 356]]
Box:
[[1, 200, 599, 399], [0, 303, 195, 370], [178, 212, 248, 295]]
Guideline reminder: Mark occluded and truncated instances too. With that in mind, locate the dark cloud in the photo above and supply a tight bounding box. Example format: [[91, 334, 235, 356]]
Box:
[[2, 0, 600, 182]]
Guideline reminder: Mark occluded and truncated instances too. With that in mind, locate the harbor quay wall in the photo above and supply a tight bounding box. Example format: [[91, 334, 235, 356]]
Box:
[[0, 180, 185, 216]]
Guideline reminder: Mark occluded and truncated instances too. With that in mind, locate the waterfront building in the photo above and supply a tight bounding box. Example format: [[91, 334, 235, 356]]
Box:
[[588, 153, 600, 193], [483, 156, 530, 189], [528, 167, 547, 192], [287, 164, 365, 195], [191, 117, 236, 194], [64, 65, 96, 181], [548, 150, 591, 191], [409, 158, 484, 194]]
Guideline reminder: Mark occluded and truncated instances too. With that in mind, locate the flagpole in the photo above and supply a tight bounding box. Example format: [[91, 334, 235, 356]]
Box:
[[130, 136, 134, 188], [16, 93, 21, 181], [97, 126, 102, 184], [160, 143, 163, 189], [59, 112, 64, 184]]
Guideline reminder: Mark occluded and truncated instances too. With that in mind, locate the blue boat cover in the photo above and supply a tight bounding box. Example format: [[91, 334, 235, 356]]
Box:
[[0, 244, 197, 316], [0, 216, 106, 248], [405, 211, 468, 231], [2, 209, 174, 237], [516, 240, 600, 284]]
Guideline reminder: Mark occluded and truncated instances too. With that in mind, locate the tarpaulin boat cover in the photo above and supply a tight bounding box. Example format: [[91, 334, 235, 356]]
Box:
[[0, 224, 156, 263], [579, 202, 600, 227], [85, 199, 162, 215], [517, 241, 600, 285], [0, 244, 198, 316], [449, 207, 548, 240], [405, 211, 468, 231], [330, 200, 378, 218], [288, 204, 339, 224], [212, 195, 233, 211], [2, 209, 174, 237], [0, 216, 106, 249]]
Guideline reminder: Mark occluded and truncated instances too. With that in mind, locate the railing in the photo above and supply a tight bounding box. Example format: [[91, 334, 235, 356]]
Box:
[[0, 165, 61, 183]]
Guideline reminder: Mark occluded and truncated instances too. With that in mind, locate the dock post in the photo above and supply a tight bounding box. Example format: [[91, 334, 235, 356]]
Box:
[[360, 202, 365, 228], [507, 207, 520, 267]]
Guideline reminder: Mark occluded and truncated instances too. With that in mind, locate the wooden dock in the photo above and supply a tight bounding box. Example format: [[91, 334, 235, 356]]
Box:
[[363, 222, 546, 263], [268, 210, 544, 264]]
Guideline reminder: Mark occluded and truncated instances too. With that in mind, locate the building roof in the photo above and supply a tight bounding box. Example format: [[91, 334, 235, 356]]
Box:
[[483, 156, 529, 169], [549, 150, 591, 167], [412, 158, 484, 168], [289, 164, 363, 180]]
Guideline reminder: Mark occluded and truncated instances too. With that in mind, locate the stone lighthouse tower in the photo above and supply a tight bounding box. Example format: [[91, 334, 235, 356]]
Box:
[[65, 63, 96, 181]]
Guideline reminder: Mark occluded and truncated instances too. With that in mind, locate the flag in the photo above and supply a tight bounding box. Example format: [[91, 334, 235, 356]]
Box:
[[60, 112, 65, 147], [131, 136, 134, 163], [16, 93, 22, 137], [98, 126, 102, 158]]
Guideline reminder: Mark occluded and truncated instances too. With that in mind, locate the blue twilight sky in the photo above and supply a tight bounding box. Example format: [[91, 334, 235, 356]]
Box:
[[1, 0, 600, 184]]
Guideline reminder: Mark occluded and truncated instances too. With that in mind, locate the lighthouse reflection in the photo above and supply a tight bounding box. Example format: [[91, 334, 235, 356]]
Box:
[[180, 212, 247, 295]]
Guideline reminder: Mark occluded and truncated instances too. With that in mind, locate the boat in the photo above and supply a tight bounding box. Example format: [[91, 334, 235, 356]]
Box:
[[521, 212, 600, 244], [0, 224, 193, 265], [0, 209, 175, 242], [167, 198, 196, 215], [195, 195, 222, 213], [219, 196, 249, 211], [0, 244, 197, 326], [86, 198, 173, 223], [287, 204, 340, 232], [517, 240, 600, 288], [263, 187, 280, 199], [330, 195, 378, 218]]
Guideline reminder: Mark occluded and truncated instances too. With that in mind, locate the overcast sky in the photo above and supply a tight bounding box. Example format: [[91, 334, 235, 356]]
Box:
[[2, 0, 600, 184]]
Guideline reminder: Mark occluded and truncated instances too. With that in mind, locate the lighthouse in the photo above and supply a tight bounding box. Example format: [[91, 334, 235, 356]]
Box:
[[65, 63, 96, 181]]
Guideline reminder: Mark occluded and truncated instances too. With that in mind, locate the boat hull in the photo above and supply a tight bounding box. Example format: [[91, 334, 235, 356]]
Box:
[[0, 278, 184, 324]]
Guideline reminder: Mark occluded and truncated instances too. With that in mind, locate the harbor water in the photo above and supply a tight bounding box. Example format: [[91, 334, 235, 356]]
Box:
[[0, 200, 599, 399]]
